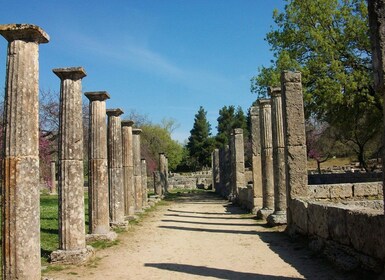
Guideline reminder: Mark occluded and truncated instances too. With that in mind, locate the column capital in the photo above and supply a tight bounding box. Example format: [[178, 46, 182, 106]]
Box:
[[281, 71, 301, 83], [106, 108, 124, 117], [233, 128, 243, 135], [258, 98, 271, 108], [250, 106, 259, 116], [84, 91, 110, 102], [132, 128, 142, 135], [121, 120, 134, 127], [268, 86, 281, 98], [53, 67, 86, 80], [0, 24, 49, 43]]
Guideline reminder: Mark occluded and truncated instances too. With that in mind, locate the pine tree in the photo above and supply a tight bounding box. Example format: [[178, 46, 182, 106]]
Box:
[[187, 106, 215, 170]]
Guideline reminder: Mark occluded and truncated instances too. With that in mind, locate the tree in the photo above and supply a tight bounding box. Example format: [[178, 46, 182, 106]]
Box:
[[216, 106, 248, 148], [251, 0, 382, 169], [187, 106, 215, 170]]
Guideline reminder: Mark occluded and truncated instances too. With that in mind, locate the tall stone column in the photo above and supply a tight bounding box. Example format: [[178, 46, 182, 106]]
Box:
[[257, 99, 274, 219], [0, 24, 49, 280], [107, 109, 128, 229], [229, 132, 236, 201], [132, 128, 143, 212], [85, 91, 117, 242], [233, 128, 246, 196], [267, 87, 287, 226], [250, 106, 262, 213], [281, 71, 308, 231], [154, 171, 162, 196], [141, 159, 149, 208], [212, 149, 220, 192], [51, 161, 57, 194], [159, 153, 167, 195], [121, 120, 136, 218], [368, 0, 385, 210], [50, 67, 94, 264]]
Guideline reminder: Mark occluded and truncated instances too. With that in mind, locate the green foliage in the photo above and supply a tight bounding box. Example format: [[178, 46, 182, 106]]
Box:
[[216, 106, 248, 148], [186, 106, 215, 170], [251, 0, 383, 168]]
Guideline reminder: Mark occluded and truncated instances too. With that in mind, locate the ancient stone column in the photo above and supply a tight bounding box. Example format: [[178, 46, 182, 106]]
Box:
[[368, 0, 385, 210], [85, 91, 117, 242], [159, 153, 167, 195], [250, 106, 263, 213], [267, 87, 287, 226], [154, 171, 162, 196], [141, 159, 148, 208], [107, 109, 128, 230], [281, 71, 308, 231], [233, 128, 246, 197], [257, 99, 274, 219], [229, 132, 236, 201], [0, 24, 49, 280], [51, 161, 57, 194], [50, 67, 94, 264], [121, 120, 136, 218], [212, 149, 220, 192], [132, 128, 143, 212]]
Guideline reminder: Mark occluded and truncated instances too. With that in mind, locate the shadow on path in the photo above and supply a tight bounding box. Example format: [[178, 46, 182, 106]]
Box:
[[158, 225, 258, 235], [161, 219, 257, 227], [145, 263, 302, 280], [164, 213, 249, 220]]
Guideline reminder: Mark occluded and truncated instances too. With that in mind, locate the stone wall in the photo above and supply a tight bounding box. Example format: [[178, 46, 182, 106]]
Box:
[[308, 172, 383, 185], [168, 171, 212, 190]]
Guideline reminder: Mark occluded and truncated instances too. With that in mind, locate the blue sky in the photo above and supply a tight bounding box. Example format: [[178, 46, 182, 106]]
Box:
[[0, 0, 285, 143]]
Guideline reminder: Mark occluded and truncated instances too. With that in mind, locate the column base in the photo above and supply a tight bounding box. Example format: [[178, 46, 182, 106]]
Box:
[[50, 246, 94, 265], [110, 221, 129, 231], [267, 211, 287, 226], [86, 231, 117, 243], [256, 208, 274, 220]]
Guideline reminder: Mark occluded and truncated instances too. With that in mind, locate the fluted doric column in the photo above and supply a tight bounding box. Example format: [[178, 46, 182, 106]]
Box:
[[107, 108, 128, 229], [250, 106, 263, 213], [141, 159, 149, 208], [121, 120, 136, 218], [0, 24, 49, 280], [85, 91, 117, 242], [50, 67, 94, 264], [267, 87, 287, 226], [257, 99, 274, 219], [233, 128, 246, 199], [132, 128, 143, 212]]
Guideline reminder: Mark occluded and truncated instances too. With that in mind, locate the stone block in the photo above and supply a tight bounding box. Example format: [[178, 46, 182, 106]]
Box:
[[329, 184, 353, 199], [346, 210, 385, 260], [285, 145, 308, 198], [289, 198, 308, 233], [327, 206, 349, 245], [308, 185, 330, 199], [307, 202, 329, 239], [353, 183, 380, 197]]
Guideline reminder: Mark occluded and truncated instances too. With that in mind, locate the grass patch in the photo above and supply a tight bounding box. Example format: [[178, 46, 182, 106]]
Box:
[[40, 194, 59, 265], [89, 239, 120, 250], [42, 264, 65, 273]]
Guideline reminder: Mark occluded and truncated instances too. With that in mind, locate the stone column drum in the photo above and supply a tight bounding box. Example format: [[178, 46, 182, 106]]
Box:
[[141, 159, 149, 208], [267, 87, 287, 226], [233, 128, 246, 195], [85, 92, 117, 242], [107, 109, 128, 230], [0, 24, 49, 280], [250, 106, 263, 213], [51, 161, 57, 194], [212, 149, 220, 192], [281, 71, 308, 232], [50, 67, 94, 264], [257, 99, 275, 219], [368, 0, 385, 210], [132, 128, 143, 212], [121, 120, 136, 218]]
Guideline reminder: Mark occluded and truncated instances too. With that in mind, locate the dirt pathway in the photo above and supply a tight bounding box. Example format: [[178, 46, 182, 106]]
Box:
[[46, 191, 352, 279]]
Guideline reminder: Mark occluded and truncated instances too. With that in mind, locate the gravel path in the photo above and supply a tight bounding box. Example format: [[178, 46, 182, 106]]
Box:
[[46, 191, 353, 279]]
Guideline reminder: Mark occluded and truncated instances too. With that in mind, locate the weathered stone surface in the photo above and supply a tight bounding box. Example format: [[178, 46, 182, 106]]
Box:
[[0, 23, 49, 280], [122, 120, 135, 217], [285, 145, 308, 198], [353, 183, 381, 197], [133, 129, 143, 211], [329, 184, 353, 199], [308, 185, 331, 199], [50, 246, 94, 265], [85, 92, 116, 240], [250, 106, 263, 211], [154, 171, 162, 196], [159, 153, 168, 195], [287, 198, 308, 235], [327, 206, 349, 245], [232, 128, 246, 198], [258, 99, 274, 212], [141, 159, 148, 208], [107, 108, 127, 229], [212, 149, 220, 192], [307, 203, 329, 239]]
